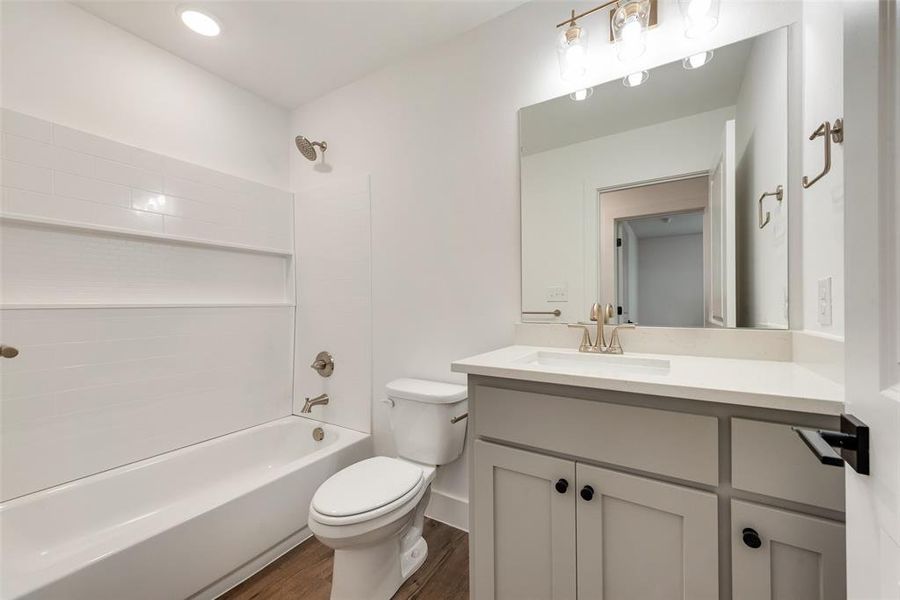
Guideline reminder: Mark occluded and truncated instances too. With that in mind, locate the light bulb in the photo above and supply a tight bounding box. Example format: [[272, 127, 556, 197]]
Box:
[[623, 71, 649, 87], [557, 24, 589, 81], [683, 50, 714, 70], [616, 18, 646, 61], [679, 0, 719, 38], [569, 87, 594, 101], [179, 8, 221, 36]]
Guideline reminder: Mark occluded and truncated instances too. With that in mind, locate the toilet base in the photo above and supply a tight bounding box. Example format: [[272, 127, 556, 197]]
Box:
[[330, 534, 428, 600]]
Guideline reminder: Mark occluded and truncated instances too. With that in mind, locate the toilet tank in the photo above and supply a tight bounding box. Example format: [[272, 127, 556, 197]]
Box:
[[385, 379, 468, 466]]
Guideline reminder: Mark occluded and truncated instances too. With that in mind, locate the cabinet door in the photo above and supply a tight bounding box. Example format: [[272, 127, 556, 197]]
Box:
[[472, 440, 576, 600], [732, 500, 845, 600], [576, 463, 719, 600]]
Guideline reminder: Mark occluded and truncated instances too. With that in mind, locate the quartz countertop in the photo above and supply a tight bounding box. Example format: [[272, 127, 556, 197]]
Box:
[[451, 345, 844, 415]]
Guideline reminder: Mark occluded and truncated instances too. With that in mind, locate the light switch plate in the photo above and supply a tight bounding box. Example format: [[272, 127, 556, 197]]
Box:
[[546, 284, 568, 302], [817, 277, 832, 326]]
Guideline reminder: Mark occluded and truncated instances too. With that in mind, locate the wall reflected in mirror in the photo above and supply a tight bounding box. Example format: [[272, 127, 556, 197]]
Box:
[[520, 27, 789, 329]]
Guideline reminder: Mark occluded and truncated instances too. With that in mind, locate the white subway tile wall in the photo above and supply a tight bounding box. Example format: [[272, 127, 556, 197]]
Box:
[[0, 108, 293, 252], [0, 307, 293, 501], [293, 176, 372, 434], [0, 108, 296, 500]]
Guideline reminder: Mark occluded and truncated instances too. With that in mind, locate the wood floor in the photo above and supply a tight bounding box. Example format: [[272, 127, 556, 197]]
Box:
[[220, 519, 469, 600]]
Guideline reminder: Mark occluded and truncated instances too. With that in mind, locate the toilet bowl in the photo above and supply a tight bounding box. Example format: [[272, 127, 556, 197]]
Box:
[[308, 379, 467, 600]]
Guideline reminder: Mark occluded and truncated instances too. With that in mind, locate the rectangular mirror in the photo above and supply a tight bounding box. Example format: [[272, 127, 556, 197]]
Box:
[[520, 27, 789, 329]]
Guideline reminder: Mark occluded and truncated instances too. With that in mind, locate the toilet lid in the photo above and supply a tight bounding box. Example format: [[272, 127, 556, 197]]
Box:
[[312, 457, 424, 518]]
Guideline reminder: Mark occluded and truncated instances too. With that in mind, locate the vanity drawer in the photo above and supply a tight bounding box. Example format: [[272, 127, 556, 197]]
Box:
[[474, 386, 719, 485], [731, 418, 844, 512]]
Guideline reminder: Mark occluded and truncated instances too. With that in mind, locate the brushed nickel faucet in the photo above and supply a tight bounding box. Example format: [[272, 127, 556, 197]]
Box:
[[568, 304, 635, 354], [301, 393, 329, 413]]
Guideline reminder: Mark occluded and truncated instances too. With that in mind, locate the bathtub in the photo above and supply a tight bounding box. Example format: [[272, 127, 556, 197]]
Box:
[[0, 416, 371, 600]]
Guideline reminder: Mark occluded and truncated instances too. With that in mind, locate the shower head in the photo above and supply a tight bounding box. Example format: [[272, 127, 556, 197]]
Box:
[[295, 135, 327, 161]]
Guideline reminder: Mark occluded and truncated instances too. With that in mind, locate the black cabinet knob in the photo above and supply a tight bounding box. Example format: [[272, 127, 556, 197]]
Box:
[[555, 479, 569, 494], [742, 527, 762, 549], [580, 485, 594, 501]]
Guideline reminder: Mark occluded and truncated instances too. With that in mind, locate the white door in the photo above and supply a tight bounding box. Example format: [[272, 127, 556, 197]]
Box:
[[708, 119, 736, 327], [472, 440, 577, 600], [843, 3, 900, 599], [575, 463, 719, 600]]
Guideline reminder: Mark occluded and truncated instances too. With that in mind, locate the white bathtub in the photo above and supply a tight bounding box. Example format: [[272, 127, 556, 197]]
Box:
[[0, 416, 371, 600]]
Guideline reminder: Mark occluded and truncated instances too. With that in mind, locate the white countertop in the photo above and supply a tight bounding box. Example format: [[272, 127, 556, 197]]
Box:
[[451, 345, 844, 415]]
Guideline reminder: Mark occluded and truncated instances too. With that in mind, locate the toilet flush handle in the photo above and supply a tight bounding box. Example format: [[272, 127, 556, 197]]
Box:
[[450, 412, 468, 424]]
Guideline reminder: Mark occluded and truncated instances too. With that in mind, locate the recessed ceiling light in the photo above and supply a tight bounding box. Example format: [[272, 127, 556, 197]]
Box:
[[178, 7, 221, 37]]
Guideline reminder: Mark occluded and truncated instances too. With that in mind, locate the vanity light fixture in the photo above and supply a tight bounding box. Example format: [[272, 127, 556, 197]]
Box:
[[682, 50, 714, 70], [178, 6, 221, 37], [678, 0, 720, 38], [570, 87, 594, 101], [555, 0, 657, 81], [622, 71, 649, 87]]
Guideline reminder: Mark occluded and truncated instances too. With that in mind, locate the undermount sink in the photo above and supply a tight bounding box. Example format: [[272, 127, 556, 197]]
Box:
[[514, 350, 671, 375]]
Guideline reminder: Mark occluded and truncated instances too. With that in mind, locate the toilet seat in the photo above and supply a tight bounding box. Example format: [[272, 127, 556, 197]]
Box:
[[310, 457, 426, 526]]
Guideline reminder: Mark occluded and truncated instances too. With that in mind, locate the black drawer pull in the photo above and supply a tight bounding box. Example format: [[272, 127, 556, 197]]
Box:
[[555, 479, 569, 494], [580, 485, 594, 501]]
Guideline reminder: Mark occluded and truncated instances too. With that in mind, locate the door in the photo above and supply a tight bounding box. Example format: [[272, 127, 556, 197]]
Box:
[[575, 463, 718, 600], [843, 3, 900, 599], [732, 500, 845, 600], [472, 440, 576, 600], [708, 119, 736, 327]]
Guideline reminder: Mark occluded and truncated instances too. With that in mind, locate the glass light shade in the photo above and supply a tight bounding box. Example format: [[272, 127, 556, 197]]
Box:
[[622, 71, 649, 87], [678, 0, 720, 38], [612, 0, 650, 62], [557, 24, 589, 81], [569, 87, 594, 101], [682, 50, 714, 69]]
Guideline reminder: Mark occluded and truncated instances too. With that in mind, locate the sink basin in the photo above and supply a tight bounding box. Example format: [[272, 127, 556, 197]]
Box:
[[513, 350, 671, 375]]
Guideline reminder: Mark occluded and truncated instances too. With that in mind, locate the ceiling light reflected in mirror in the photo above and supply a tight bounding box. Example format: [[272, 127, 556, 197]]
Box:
[[178, 6, 221, 37]]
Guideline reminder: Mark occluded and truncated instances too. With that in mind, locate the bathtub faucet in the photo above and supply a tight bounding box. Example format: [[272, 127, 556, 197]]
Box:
[[301, 393, 330, 413]]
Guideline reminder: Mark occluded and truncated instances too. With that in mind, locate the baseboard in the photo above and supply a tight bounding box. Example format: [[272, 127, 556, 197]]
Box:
[[191, 526, 313, 600], [425, 490, 469, 532]]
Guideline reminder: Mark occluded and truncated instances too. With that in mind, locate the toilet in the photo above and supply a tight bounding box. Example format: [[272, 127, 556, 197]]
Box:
[[308, 378, 468, 600]]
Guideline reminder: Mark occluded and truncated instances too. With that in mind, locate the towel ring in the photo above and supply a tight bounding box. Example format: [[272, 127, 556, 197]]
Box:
[[758, 185, 784, 229]]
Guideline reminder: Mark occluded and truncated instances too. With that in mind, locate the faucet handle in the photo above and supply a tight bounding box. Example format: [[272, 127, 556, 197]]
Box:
[[605, 323, 636, 354], [568, 323, 593, 352]]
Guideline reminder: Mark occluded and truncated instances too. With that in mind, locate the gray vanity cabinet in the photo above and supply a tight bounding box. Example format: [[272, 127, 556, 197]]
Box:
[[576, 463, 719, 600], [467, 379, 847, 600], [473, 440, 718, 600], [473, 440, 577, 600], [731, 500, 846, 600]]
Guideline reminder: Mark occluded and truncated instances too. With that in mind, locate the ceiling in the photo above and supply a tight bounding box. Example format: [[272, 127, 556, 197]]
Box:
[[624, 211, 704, 239], [520, 35, 755, 155], [74, 1, 522, 109]]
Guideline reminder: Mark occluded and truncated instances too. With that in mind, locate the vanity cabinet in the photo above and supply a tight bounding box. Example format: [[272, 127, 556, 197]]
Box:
[[473, 440, 719, 600], [467, 379, 846, 600]]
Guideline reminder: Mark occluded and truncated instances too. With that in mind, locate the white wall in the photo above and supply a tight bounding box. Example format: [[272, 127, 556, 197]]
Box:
[[734, 28, 789, 329], [289, 0, 804, 524], [0, 1, 289, 189], [800, 1, 844, 338], [637, 234, 705, 327], [522, 106, 733, 323]]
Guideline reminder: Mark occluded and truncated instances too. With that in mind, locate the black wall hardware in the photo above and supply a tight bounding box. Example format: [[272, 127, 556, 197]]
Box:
[[580, 485, 594, 501], [555, 479, 569, 494], [742, 528, 762, 549], [792, 414, 869, 475]]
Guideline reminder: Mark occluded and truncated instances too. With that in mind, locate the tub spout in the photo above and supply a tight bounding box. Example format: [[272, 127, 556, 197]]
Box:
[[301, 393, 329, 413]]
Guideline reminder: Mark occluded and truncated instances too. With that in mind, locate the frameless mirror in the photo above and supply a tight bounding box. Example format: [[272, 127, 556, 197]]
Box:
[[520, 27, 789, 329]]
